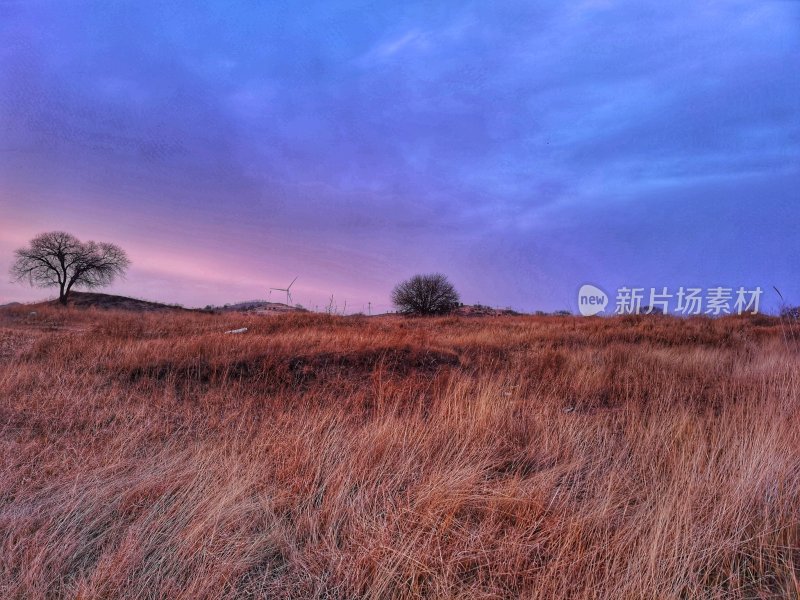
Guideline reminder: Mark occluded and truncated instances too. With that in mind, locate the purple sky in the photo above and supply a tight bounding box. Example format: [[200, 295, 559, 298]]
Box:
[[1, 1, 798, 312]]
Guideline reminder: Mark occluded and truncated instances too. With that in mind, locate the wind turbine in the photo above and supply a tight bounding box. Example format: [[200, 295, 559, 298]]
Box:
[[270, 276, 298, 306]]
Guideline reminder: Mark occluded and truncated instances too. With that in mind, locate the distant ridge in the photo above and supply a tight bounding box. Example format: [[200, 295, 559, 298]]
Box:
[[2, 293, 309, 314], [452, 305, 521, 317], [5, 293, 520, 316], [214, 300, 309, 314]]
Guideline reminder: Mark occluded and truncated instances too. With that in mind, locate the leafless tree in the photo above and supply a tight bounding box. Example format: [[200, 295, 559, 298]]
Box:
[[10, 231, 130, 304], [391, 273, 460, 315]]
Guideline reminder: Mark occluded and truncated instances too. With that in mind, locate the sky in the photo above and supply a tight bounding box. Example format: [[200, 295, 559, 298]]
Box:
[[1, 1, 798, 313]]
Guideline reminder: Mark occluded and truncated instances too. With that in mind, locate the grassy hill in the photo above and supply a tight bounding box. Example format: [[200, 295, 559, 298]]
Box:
[[0, 308, 797, 598], [45, 291, 190, 312]]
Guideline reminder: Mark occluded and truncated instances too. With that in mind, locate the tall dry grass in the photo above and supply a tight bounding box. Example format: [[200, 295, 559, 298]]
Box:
[[0, 307, 798, 598]]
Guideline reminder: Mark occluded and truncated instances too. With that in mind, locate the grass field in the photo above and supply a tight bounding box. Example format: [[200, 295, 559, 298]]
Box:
[[1, 307, 798, 599]]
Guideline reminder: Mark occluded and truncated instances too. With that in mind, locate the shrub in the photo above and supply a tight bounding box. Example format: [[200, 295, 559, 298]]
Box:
[[391, 273, 460, 315]]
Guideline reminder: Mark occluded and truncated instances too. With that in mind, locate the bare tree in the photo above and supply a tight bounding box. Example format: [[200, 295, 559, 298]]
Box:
[[391, 273, 460, 315], [10, 231, 130, 304]]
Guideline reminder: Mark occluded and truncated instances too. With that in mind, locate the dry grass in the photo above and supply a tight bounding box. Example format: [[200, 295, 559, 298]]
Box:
[[0, 306, 798, 599]]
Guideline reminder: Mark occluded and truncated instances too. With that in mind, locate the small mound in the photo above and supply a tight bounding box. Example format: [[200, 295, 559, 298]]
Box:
[[215, 300, 309, 314], [49, 292, 188, 312], [120, 346, 460, 390], [288, 346, 461, 379], [452, 304, 521, 317]]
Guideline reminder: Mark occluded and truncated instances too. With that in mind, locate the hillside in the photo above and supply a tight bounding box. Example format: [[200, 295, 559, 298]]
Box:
[[214, 300, 309, 314], [37, 291, 190, 312], [0, 308, 796, 598]]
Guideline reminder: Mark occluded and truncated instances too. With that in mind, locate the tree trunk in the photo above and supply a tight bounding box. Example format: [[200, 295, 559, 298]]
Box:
[[63, 279, 77, 305], [58, 282, 67, 305]]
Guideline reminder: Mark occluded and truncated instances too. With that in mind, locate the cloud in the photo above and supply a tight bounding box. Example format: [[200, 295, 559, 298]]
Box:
[[0, 0, 798, 310], [372, 29, 431, 58]]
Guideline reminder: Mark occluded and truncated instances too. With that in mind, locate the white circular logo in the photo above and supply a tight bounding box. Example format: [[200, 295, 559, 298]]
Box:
[[578, 284, 608, 316]]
